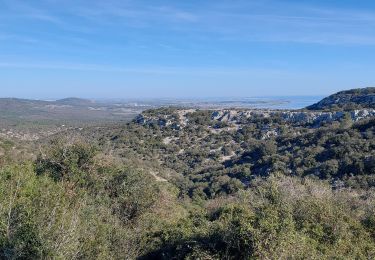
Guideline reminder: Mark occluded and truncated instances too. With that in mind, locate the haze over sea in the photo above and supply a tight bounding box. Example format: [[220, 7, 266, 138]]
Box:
[[108, 96, 324, 110], [211, 96, 325, 109]]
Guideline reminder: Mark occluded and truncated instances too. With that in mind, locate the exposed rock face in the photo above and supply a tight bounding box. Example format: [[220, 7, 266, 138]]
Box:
[[135, 108, 375, 129], [134, 114, 181, 130], [307, 87, 375, 110], [279, 110, 374, 124], [135, 87, 375, 129]]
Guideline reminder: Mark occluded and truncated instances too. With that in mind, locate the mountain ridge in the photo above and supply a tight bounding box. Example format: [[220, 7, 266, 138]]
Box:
[[307, 87, 375, 110]]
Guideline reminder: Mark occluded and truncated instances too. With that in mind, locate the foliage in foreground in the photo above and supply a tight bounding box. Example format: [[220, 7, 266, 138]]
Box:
[[0, 140, 374, 259]]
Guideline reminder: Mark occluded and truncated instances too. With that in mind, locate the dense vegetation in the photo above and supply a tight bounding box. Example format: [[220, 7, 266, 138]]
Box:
[[104, 109, 375, 199], [0, 89, 375, 259], [1, 148, 374, 259]]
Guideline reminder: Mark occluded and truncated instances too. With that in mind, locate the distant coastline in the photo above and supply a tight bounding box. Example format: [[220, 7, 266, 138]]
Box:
[[93, 96, 325, 110]]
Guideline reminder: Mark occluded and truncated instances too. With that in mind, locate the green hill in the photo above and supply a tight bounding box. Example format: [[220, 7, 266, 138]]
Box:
[[307, 87, 375, 110]]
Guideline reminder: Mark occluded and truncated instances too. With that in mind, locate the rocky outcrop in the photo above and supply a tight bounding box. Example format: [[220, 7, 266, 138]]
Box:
[[134, 114, 181, 130], [211, 109, 375, 125], [135, 108, 375, 129]]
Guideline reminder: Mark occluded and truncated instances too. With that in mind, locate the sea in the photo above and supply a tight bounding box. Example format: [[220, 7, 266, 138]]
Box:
[[235, 96, 325, 110], [159, 96, 325, 110]]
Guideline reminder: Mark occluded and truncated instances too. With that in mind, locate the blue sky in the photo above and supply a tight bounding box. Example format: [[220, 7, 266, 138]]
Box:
[[0, 0, 375, 99]]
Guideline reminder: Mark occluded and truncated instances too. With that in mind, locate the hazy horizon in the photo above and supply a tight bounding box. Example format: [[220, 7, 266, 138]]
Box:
[[0, 95, 325, 110], [0, 94, 325, 101], [0, 86, 355, 100]]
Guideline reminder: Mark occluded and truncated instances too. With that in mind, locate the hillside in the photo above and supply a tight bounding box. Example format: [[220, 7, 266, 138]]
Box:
[[102, 106, 374, 191], [1, 90, 375, 259], [53, 97, 373, 258], [307, 87, 375, 110]]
